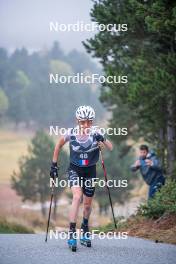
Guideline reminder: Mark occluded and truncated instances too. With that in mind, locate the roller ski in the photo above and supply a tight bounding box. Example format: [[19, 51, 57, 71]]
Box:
[[68, 230, 77, 252], [80, 223, 91, 247]]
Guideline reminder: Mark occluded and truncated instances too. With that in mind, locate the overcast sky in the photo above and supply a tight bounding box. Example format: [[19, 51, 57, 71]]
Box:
[[0, 0, 95, 54]]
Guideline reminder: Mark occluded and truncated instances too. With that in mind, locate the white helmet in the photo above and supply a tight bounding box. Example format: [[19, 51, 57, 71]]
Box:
[[76, 105, 95, 120]]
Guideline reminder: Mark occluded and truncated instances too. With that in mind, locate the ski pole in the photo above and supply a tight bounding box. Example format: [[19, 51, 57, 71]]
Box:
[[99, 145, 117, 229], [45, 182, 54, 242]]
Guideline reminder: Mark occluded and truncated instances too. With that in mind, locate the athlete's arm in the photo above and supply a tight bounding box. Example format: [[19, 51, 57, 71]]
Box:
[[52, 136, 67, 163], [95, 133, 113, 151], [50, 136, 68, 179], [103, 139, 113, 151]]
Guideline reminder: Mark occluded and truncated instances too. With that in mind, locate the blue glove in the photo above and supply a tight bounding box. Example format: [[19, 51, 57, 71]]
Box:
[[50, 162, 59, 179]]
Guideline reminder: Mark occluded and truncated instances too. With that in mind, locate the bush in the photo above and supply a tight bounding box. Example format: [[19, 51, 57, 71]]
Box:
[[0, 218, 34, 234], [138, 180, 176, 218]]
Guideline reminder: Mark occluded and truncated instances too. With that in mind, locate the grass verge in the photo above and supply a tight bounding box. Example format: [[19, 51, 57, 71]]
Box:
[[97, 213, 176, 245], [0, 218, 34, 234]]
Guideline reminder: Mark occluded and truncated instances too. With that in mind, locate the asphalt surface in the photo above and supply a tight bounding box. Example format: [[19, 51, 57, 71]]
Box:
[[0, 234, 176, 264]]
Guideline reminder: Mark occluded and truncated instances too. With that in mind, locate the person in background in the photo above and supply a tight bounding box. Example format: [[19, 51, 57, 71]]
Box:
[[131, 144, 165, 199]]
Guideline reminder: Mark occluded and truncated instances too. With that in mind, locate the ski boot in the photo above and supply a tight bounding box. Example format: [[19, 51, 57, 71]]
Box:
[[80, 224, 91, 247], [68, 230, 77, 252]]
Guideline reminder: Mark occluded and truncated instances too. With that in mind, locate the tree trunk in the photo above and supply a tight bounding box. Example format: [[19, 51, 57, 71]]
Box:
[[158, 128, 166, 171], [166, 98, 176, 179]]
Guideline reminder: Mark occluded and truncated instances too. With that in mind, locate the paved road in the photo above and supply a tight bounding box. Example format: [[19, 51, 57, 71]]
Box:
[[0, 234, 176, 264]]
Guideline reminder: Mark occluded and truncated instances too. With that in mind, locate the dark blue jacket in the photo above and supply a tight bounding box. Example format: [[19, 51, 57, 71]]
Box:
[[131, 151, 164, 185]]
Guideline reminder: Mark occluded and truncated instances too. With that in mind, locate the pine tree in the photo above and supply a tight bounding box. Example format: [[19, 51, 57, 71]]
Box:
[[11, 131, 68, 217], [84, 0, 176, 178]]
